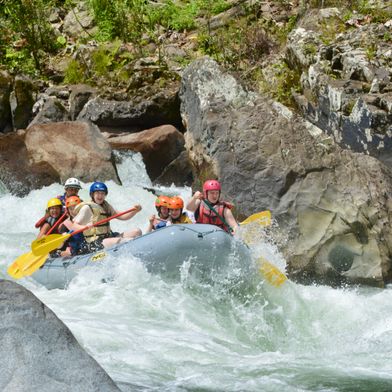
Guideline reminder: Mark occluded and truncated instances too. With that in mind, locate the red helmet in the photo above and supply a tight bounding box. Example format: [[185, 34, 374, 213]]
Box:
[[155, 195, 171, 208], [66, 196, 81, 208], [203, 180, 221, 198], [168, 196, 184, 209]]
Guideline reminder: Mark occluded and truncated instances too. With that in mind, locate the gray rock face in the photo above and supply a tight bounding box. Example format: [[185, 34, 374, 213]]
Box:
[[180, 57, 392, 287], [29, 97, 70, 126], [0, 280, 120, 392], [287, 18, 392, 164], [10, 75, 35, 130]]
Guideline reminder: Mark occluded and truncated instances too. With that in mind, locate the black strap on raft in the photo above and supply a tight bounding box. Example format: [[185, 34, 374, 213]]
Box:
[[202, 199, 233, 233]]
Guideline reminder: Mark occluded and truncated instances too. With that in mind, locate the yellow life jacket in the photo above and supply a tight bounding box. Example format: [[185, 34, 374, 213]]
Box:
[[172, 212, 192, 224], [74, 201, 112, 243]]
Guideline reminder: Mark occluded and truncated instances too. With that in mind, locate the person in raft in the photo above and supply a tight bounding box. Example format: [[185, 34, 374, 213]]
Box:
[[58, 196, 87, 257], [34, 177, 82, 229], [36, 198, 64, 239], [168, 196, 193, 224], [147, 195, 171, 232], [186, 180, 238, 234], [66, 181, 142, 253], [58, 177, 82, 205]]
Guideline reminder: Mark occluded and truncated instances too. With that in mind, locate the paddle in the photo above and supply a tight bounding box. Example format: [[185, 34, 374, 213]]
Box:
[[7, 252, 48, 279], [258, 256, 287, 287], [240, 210, 271, 226], [31, 206, 138, 256]]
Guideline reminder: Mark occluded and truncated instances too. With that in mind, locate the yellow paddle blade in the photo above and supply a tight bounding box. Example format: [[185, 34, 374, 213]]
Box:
[[7, 254, 29, 279], [22, 254, 48, 277], [7, 252, 48, 279], [258, 257, 287, 287], [32, 233, 71, 256], [240, 210, 271, 226]]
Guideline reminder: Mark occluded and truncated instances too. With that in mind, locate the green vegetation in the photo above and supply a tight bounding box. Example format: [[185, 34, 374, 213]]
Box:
[[1, 0, 58, 72], [260, 60, 302, 106], [0, 0, 390, 106]]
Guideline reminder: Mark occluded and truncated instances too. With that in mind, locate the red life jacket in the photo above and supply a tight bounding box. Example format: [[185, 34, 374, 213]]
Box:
[[196, 201, 232, 232]]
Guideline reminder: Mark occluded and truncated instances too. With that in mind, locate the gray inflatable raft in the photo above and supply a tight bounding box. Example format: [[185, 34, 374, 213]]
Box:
[[32, 224, 255, 289]]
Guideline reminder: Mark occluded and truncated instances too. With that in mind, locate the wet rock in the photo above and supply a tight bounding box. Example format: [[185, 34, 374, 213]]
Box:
[[180, 57, 392, 287], [107, 124, 185, 180], [153, 150, 193, 187], [0, 280, 120, 391], [0, 70, 13, 133], [25, 121, 119, 184]]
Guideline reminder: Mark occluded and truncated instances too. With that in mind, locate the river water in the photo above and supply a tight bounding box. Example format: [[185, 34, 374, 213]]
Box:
[[1, 152, 392, 392]]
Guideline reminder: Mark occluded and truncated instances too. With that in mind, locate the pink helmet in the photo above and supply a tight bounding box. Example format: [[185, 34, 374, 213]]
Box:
[[203, 180, 221, 198]]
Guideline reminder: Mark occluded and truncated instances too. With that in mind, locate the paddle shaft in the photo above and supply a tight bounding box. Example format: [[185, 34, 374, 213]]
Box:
[[47, 211, 67, 235]]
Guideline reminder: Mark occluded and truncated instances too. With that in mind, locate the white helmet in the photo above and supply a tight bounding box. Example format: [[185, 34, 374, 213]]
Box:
[[64, 177, 81, 189]]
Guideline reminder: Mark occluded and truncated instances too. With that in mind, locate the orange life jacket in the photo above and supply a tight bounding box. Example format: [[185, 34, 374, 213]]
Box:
[[196, 201, 232, 232]]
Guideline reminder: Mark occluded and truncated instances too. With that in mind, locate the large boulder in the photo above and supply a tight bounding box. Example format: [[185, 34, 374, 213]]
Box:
[[179, 57, 392, 287], [0, 131, 58, 196], [107, 124, 185, 180], [0, 280, 120, 392], [25, 121, 119, 184]]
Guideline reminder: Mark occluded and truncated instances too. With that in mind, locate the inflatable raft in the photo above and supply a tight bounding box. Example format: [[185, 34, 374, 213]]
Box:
[[32, 224, 255, 289]]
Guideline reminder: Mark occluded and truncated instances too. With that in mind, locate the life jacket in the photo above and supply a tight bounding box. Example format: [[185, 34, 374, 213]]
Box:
[[43, 215, 62, 234], [196, 201, 232, 232], [171, 212, 192, 225], [74, 201, 112, 243]]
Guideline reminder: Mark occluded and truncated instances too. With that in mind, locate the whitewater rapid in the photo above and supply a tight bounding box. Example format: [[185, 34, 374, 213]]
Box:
[[1, 151, 392, 392]]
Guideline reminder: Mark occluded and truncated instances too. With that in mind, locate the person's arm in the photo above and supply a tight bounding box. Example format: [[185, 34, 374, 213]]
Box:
[[115, 204, 142, 220], [186, 191, 203, 212], [224, 208, 239, 235], [146, 214, 155, 233], [36, 222, 50, 239]]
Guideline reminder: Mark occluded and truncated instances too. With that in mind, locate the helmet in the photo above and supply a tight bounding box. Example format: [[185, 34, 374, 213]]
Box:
[[168, 196, 184, 209], [66, 196, 81, 208], [155, 195, 171, 208], [203, 180, 221, 198], [89, 182, 108, 195], [64, 178, 81, 189], [47, 198, 62, 209]]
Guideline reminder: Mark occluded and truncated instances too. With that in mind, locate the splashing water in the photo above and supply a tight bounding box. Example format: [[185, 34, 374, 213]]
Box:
[[1, 153, 392, 391]]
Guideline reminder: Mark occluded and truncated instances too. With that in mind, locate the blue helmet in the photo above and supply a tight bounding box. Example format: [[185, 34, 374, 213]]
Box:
[[89, 182, 108, 195]]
